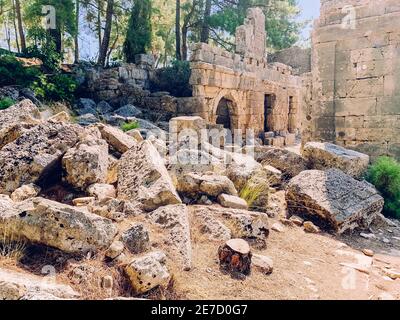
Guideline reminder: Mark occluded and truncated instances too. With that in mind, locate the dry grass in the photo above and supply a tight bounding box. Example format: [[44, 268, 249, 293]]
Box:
[[0, 227, 26, 263]]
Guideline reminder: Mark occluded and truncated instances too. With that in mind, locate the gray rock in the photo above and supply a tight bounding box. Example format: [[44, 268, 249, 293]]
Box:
[[0, 197, 118, 254], [118, 140, 181, 211], [121, 223, 151, 254], [75, 98, 97, 116], [302, 142, 370, 179], [149, 205, 192, 270], [114, 104, 142, 118], [77, 113, 99, 126], [0, 122, 83, 194], [97, 101, 113, 114], [286, 169, 384, 233]]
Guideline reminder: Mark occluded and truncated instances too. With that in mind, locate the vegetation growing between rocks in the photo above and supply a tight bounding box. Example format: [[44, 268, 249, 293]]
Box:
[[367, 156, 400, 219], [121, 121, 140, 132], [0, 97, 15, 110]]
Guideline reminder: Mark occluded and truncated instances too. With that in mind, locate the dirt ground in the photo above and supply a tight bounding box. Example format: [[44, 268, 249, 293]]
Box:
[[1, 190, 400, 300]]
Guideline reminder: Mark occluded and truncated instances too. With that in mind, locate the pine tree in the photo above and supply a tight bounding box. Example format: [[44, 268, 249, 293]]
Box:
[[123, 0, 152, 63]]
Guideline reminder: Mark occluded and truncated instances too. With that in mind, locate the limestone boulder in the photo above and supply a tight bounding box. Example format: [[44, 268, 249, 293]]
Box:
[[286, 169, 384, 233], [302, 142, 370, 179], [258, 147, 307, 180], [125, 251, 170, 294], [177, 172, 238, 200], [62, 129, 109, 189], [0, 122, 83, 195], [118, 140, 181, 211], [97, 123, 136, 154], [10, 184, 41, 202], [193, 206, 269, 243], [0, 99, 41, 149], [121, 223, 151, 254], [169, 116, 206, 138], [194, 210, 232, 241], [218, 194, 249, 210], [0, 197, 118, 253], [87, 183, 116, 201], [0, 268, 79, 300], [149, 205, 192, 270]]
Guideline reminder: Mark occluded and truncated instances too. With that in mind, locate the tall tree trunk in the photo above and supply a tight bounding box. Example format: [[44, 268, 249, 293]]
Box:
[[200, 0, 211, 43], [15, 0, 25, 52], [175, 0, 182, 60], [97, 0, 102, 55], [74, 0, 80, 63], [12, 0, 20, 53], [182, 0, 197, 61], [98, 0, 114, 67]]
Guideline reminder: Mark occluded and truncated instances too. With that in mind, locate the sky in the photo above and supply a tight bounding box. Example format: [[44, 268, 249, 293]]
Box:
[[297, 0, 321, 43]]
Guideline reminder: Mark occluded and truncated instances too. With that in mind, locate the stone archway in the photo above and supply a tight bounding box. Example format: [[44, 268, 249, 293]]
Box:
[[211, 91, 240, 130]]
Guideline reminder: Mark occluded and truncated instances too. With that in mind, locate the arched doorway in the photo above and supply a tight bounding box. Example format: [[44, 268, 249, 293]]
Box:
[[216, 97, 234, 130]]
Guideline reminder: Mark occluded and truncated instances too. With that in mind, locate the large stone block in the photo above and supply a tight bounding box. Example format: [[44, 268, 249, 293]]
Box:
[[302, 142, 370, 178], [286, 169, 384, 233]]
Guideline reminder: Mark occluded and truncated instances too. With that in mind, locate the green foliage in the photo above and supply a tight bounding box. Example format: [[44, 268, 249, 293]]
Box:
[[151, 60, 192, 97], [31, 74, 77, 102], [0, 54, 40, 87], [0, 97, 16, 110], [366, 156, 400, 219], [24, 27, 61, 72], [124, 0, 152, 62], [239, 175, 270, 210], [121, 121, 140, 132]]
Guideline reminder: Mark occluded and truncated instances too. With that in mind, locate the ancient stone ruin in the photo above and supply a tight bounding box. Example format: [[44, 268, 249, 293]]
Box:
[[302, 0, 400, 160], [189, 8, 303, 147]]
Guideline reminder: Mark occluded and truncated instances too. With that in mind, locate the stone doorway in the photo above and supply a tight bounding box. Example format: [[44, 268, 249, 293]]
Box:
[[216, 98, 234, 130], [264, 94, 275, 132]]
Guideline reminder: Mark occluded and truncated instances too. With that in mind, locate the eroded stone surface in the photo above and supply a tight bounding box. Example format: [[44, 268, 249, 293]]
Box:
[[286, 169, 384, 233]]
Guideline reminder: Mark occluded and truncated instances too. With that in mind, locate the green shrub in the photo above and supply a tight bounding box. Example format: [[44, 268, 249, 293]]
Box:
[[0, 97, 16, 110], [366, 156, 400, 219], [31, 74, 77, 102], [121, 121, 140, 132], [151, 60, 192, 97], [0, 54, 40, 87]]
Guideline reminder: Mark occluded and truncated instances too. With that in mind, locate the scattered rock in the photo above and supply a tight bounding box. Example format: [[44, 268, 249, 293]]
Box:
[[362, 249, 374, 257], [0, 122, 83, 194], [76, 113, 99, 126], [101, 275, 113, 291], [271, 222, 285, 233], [72, 197, 95, 207], [125, 251, 170, 294], [97, 101, 113, 114], [105, 240, 125, 260], [217, 194, 248, 210], [75, 98, 97, 116], [360, 233, 377, 240], [0, 99, 41, 149], [289, 215, 304, 226], [118, 140, 181, 211], [262, 165, 283, 187], [177, 172, 238, 199], [114, 104, 142, 118], [0, 197, 117, 254], [126, 129, 144, 142], [121, 223, 151, 254], [0, 268, 79, 300], [107, 155, 119, 184], [149, 205, 192, 270], [10, 184, 41, 202], [218, 239, 252, 276], [87, 183, 116, 201], [194, 211, 231, 241], [302, 142, 370, 179], [252, 254, 273, 275], [97, 123, 136, 154], [88, 197, 126, 221], [62, 129, 109, 189], [286, 169, 384, 233], [304, 221, 320, 234], [48, 111, 71, 123], [258, 147, 307, 180]]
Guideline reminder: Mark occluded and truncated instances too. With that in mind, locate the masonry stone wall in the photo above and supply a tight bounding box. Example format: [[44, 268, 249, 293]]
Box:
[[189, 8, 303, 145], [304, 0, 400, 160], [268, 46, 312, 76]]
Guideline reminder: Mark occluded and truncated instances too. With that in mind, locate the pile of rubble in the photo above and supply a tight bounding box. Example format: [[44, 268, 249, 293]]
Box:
[[0, 100, 390, 299]]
